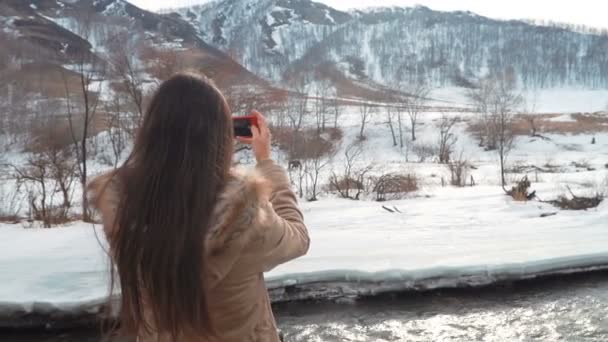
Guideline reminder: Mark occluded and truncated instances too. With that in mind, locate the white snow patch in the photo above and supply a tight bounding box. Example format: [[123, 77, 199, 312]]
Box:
[[324, 9, 335, 24], [548, 114, 577, 122], [432, 87, 608, 113]]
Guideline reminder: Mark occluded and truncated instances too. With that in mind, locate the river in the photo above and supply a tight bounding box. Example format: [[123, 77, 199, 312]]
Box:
[[3, 271, 608, 341]]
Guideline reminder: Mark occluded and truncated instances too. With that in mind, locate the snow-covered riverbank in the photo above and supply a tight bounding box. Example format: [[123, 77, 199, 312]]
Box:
[[1, 185, 606, 324]]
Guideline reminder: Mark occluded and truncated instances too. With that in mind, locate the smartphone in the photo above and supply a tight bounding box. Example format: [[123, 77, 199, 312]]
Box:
[[233, 115, 258, 137]]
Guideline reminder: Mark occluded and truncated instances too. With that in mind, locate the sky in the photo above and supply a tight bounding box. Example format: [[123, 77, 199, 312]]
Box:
[[129, 0, 608, 30]]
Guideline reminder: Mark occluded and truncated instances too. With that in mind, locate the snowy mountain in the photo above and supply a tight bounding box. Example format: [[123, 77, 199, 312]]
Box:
[[176, 0, 351, 82], [176, 0, 608, 91], [5, 0, 605, 102], [0, 0, 273, 93]]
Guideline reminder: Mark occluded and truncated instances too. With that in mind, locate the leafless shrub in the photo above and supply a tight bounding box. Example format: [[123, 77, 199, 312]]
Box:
[[447, 153, 471, 187], [329, 177, 365, 194], [370, 173, 418, 201], [437, 114, 458, 164], [412, 143, 437, 163], [9, 115, 78, 227], [11, 149, 77, 228]]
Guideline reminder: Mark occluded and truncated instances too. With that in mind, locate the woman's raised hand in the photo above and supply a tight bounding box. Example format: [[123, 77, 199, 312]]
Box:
[[236, 110, 272, 163]]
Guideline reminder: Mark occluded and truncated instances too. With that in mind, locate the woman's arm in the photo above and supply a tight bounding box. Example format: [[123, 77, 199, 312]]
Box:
[[255, 159, 309, 271], [237, 111, 310, 271]]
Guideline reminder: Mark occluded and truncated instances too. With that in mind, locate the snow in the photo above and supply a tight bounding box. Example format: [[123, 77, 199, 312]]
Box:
[[0, 184, 606, 315], [102, 1, 128, 17], [548, 114, 577, 122], [266, 186, 608, 294], [431, 87, 608, 113], [0, 223, 110, 307], [324, 9, 335, 24], [0, 16, 20, 36]]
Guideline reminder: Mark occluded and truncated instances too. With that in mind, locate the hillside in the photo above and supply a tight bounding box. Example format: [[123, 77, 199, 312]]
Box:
[[0, 0, 276, 100], [177, 0, 608, 92]]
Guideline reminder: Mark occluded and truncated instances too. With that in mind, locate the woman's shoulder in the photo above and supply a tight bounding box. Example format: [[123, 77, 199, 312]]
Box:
[[88, 170, 121, 207], [206, 167, 273, 254], [87, 170, 122, 236]]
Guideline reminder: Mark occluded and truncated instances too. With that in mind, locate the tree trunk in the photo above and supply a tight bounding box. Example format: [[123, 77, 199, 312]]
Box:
[[397, 113, 404, 148], [387, 113, 397, 146], [410, 117, 416, 141], [499, 148, 506, 187]]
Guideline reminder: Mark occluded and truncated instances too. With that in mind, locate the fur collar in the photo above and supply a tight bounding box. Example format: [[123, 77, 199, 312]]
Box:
[[87, 167, 271, 253]]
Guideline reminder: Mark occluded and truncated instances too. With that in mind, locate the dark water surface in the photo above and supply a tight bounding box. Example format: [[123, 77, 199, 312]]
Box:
[[4, 271, 608, 341]]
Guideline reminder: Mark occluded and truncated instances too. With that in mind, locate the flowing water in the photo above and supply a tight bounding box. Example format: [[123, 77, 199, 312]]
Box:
[[4, 271, 608, 342]]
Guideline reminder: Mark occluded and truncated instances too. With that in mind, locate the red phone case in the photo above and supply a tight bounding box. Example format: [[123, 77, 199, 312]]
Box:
[[233, 115, 258, 137], [234, 115, 258, 127]]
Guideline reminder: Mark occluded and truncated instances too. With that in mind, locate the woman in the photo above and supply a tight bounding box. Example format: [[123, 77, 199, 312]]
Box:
[[88, 73, 309, 341]]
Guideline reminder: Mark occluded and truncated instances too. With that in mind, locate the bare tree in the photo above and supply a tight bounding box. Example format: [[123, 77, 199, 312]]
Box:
[[402, 80, 431, 141], [106, 27, 148, 131], [313, 80, 333, 132], [396, 105, 405, 149], [467, 78, 495, 148], [492, 73, 522, 188], [103, 95, 128, 168], [495, 96, 521, 189], [358, 102, 374, 140], [287, 78, 309, 135], [468, 71, 522, 187], [330, 142, 370, 199], [523, 91, 539, 137], [63, 10, 107, 222], [303, 137, 335, 201], [386, 105, 398, 147], [437, 114, 459, 164], [332, 98, 342, 129]]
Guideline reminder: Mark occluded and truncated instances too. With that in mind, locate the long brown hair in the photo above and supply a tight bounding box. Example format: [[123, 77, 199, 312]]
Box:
[[110, 73, 233, 338]]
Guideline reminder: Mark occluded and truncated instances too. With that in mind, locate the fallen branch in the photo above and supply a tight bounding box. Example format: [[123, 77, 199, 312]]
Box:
[[547, 187, 603, 211]]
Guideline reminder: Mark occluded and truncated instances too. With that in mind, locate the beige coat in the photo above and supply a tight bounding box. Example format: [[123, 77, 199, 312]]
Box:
[[88, 160, 310, 342]]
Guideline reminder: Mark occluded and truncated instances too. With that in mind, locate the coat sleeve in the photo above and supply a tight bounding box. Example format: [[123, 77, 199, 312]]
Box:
[[254, 160, 310, 272]]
